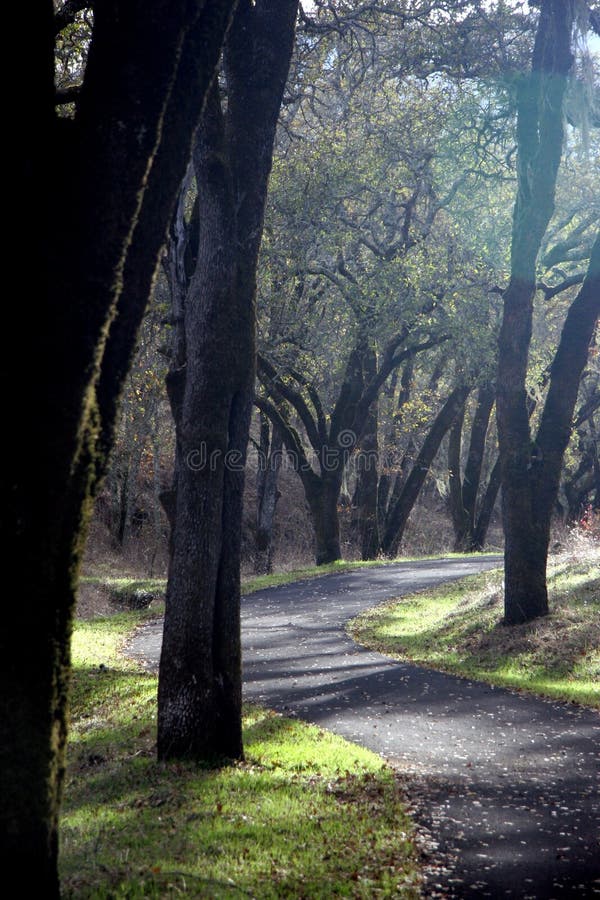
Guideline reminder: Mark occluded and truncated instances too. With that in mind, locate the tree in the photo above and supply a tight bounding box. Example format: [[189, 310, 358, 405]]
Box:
[[2, 1, 235, 889], [379, 378, 473, 555], [254, 415, 284, 574], [258, 328, 444, 563], [157, 0, 299, 762], [103, 292, 170, 562], [448, 383, 497, 550], [497, 0, 600, 624], [562, 374, 600, 520], [256, 31, 492, 562]]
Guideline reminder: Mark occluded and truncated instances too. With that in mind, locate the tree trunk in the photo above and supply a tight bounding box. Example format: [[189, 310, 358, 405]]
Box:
[[472, 456, 502, 550], [449, 384, 496, 551], [158, 83, 245, 759], [2, 1, 234, 886], [498, 278, 554, 622], [448, 405, 469, 550], [306, 475, 343, 565], [377, 361, 413, 521], [353, 421, 381, 560], [533, 232, 600, 527], [351, 348, 380, 559], [497, 0, 575, 624], [255, 417, 283, 574], [462, 384, 495, 534], [381, 384, 471, 556], [158, 0, 298, 761]]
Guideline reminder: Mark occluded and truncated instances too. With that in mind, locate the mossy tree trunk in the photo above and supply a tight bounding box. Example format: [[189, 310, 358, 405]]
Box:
[[1, 1, 234, 889]]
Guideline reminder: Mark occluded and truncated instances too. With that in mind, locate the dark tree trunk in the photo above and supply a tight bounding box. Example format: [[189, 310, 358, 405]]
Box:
[[351, 348, 380, 559], [497, 0, 576, 624], [449, 384, 496, 551], [158, 0, 298, 762], [377, 364, 408, 521], [255, 416, 283, 574], [462, 384, 496, 533], [353, 419, 381, 560], [379, 357, 445, 530], [533, 232, 600, 520], [563, 387, 600, 520], [381, 385, 471, 556], [305, 474, 344, 565], [256, 339, 366, 567], [500, 238, 599, 626], [2, 1, 235, 888], [448, 404, 469, 550], [158, 84, 245, 760], [116, 459, 131, 547], [472, 456, 502, 550]]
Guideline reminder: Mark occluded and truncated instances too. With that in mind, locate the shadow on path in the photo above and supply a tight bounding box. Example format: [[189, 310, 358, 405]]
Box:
[[126, 557, 600, 898]]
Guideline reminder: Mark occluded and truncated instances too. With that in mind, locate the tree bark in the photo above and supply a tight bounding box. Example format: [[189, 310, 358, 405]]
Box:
[[158, 0, 298, 761], [472, 456, 502, 550], [255, 416, 283, 574], [533, 232, 600, 527], [462, 384, 496, 533], [353, 414, 381, 560], [448, 404, 469, 549], [305, 474, 344, 565], [2, 1, 235, 888], [496, 0, 575, 624], [377, 361, 413, 522], [158, 84, 244, 760], [351, 347, 380, 559], [449, 384, 496, 551]]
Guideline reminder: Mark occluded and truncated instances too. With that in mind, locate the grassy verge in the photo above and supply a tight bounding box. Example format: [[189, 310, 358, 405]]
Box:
[[348, 553, 599, 709], [61, 610, 420, 898], [80, 551, 500, 615], [241, 553, 499, 596]]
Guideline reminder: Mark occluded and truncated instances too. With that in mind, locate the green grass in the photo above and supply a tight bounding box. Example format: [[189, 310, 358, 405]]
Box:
[[349, 553, 600, 708], [61, 610, 420, 898], [242, 552, 499, 595]]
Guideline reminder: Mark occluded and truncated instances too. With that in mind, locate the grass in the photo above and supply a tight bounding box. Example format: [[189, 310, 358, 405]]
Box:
[[81, 551, 500, 615], [242, 552, 499, 596], [61, 609, 420, 898], [348, 550, 600, 708]]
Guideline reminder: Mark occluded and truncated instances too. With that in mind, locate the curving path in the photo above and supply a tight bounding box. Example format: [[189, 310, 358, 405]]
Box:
[[126, 558, 600, 898]]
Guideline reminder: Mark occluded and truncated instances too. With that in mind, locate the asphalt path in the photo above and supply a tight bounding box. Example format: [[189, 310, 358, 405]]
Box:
[[126, 558, 600, 898]]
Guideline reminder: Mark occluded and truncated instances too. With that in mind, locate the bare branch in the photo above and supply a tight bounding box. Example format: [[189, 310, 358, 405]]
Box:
[[538, 272, 586, 301], [257, 354, 324, 454], [254, 396, 317, 482]]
